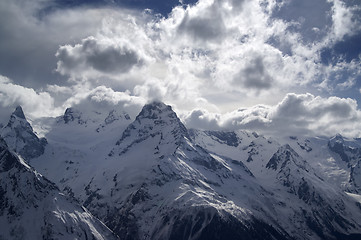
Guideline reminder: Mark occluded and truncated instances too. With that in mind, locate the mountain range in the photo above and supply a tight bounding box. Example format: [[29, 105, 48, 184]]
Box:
[[1, 102, 361, 240]]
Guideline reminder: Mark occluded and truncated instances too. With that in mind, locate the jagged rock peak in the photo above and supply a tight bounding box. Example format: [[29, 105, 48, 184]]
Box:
[[13, 105, 26, 119], [279, 144, 297, 152], [115, 101, 189, 149], [136, 101, 177, 121], [105, 109, 130, 125], [271, 144, 299, 156], [6, 106, 32, 130], [332, 133, 344, 140], [1, 106, 47, 160], [266, 144, 300, 170], [135, 101, 188, 136], [202, 130, 239, 147], [63, 107, 82, 123], [328, 133, 350, 163], [328, 133, 345, 148]]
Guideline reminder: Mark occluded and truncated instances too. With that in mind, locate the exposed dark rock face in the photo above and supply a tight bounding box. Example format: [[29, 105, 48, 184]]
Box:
[[154, 208, 293, 240], [205, 131, 239, 147]]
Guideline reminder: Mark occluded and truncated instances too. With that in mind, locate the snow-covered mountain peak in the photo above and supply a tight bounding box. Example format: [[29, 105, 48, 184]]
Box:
[[266, 144, 303, 171], [329, 133, 345, 146], [114, 102, 189, 155], [133, 101, 187, 136], [63, 107, 83, 124], [334, 133, 344, 139], [327, 134, 353, 164], [6, 105, 32, 130], [59, 105, 131, 129], [277, 144, 297, 154], [136, 101, 178, 122], [12, 105, 26, 119], [0, 106, 46, 160]]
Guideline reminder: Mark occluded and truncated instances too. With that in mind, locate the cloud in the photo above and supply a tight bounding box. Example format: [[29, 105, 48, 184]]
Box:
[[46, 84, 73, 94], [318, 57, 361, 92], [0, 75, 61, 122], [133, 79, 167, 102], [330, 0, 361, 41], [63, 85, 146, 119], [233, 56, 273, 90], [183, 109, 221, 130], [0, 0, 111, 88], [269, 93, 356, 123], [177, 1, 227, 44], [49, 0, 360, 114], [183, 93, 361, 138], [56, 36, 146, 77], [1, 0, 361, 138]]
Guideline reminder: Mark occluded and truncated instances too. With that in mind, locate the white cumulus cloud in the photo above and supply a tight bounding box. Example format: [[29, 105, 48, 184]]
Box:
[[183, 93, 361, 138], [0, 75, 62, 121]]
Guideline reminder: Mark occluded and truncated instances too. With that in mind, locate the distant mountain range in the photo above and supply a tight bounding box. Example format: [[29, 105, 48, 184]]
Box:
[[1, 102, 361, 240]]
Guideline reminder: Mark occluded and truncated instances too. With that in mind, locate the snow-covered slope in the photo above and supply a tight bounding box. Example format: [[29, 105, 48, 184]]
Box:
[[284, 134, 361, 193], [191, 128, 361, 239], [0, 106, 46, 160], [189, 129, 280, 180], [191, 129, 361, 193], [0, 137, 117, 240], [57, 102, 292, 240], [30, 104, 132, 199], [5, 102, 361, 240], [265, 144, 361, 239]]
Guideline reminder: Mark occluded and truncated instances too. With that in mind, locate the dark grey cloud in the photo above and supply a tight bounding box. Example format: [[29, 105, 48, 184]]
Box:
[[233, 56, 273, 90], [177, 2, 227, 43], [229, 0, 246, 11], [87, 47, 141, 73], [0, 0, 59, 88], [0, 0, 106, 88], [56, 37, 144, 76]]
